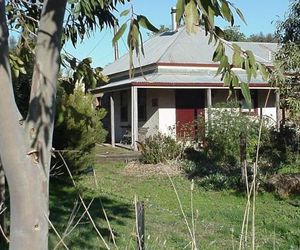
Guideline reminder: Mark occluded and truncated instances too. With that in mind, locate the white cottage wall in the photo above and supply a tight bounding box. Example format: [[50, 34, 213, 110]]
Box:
[[158, 89, 176, 136], [257, 89, 277, 124]]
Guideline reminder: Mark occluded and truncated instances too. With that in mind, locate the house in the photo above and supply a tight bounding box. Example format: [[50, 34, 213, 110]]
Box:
[[91, 11, 280, 151]]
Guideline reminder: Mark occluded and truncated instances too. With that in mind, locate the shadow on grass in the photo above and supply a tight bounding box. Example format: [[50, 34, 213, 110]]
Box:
[[49, 178, 133, 249]]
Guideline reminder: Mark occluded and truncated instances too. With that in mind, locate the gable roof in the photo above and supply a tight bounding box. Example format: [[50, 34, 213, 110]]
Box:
[[103, 26, 279, 78]]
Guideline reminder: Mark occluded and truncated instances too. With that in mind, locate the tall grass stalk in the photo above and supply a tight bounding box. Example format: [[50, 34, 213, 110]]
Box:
[[190, 179, 197, 248], [252, 90, 271, 250], [58, 152, 110, 249], [54, 199, 94, 250], [134, 195, 143, 250], [238, 90, 271, 250], [45, 212, 69, 250], [167, 173, 198, 249], [92, 167, 118, 249]]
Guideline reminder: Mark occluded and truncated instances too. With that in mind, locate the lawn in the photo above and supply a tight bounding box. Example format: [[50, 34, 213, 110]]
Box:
[[49, 160, 300, 249]]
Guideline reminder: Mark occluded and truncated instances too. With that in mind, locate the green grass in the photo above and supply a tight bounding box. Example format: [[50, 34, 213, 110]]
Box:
[[49, 161, 300, 249]]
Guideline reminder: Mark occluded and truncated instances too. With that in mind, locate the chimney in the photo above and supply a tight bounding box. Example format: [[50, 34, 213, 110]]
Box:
[[171, 7, 177, 31]]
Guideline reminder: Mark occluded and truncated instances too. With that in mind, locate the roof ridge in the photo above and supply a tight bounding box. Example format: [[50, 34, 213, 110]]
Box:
[[156, 27, 186, 63]]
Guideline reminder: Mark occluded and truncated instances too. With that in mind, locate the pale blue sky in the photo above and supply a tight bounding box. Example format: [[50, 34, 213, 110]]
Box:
[[65, 0, 290, 68]]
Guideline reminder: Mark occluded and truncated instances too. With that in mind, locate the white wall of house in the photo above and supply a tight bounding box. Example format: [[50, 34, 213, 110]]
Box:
[[257, 89, 277, 125], [137, 89, 177, 140], [158, 89, 176, 136]]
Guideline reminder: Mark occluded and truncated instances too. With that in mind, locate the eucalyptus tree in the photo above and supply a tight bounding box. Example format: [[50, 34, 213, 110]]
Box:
[[273, 0, 300, 124], [0, 0, 270, 249]]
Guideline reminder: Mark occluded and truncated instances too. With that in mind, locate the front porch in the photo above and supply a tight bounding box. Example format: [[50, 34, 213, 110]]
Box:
[[107, 86, 280, 151]]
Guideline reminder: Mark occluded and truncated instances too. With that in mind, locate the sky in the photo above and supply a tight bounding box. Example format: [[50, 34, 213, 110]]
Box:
[[65, 0, 291, 68]]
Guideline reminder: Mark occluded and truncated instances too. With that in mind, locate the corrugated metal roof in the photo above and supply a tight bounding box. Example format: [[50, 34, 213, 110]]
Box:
[[94, 69, 269, 92], [103, 26, 279, 77]]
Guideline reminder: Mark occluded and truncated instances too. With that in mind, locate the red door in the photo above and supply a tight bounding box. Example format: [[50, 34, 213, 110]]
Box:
[[175, 89, 205, 138]]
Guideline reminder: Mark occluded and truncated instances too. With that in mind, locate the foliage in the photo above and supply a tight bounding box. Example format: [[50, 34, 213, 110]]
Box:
[[224, 26, 277, 42], [259, 124, 300, 173], [147, 24, 171, 37], [205, 103, 269, 169], [276, 0, 300, 44], [182, 102, 272, 190], [53, 86, 107, 173], [247, 32, 278, 43], [183, 104, 300, 190], [10, 37, 34, 118], [272, 0, 300, 125], [139, 133, 183, 164], [223, 25, 246, 41]]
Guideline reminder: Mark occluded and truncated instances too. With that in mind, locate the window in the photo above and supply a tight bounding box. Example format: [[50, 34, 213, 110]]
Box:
[[138, 89, 147, 122], [120, 90, 128, 122]]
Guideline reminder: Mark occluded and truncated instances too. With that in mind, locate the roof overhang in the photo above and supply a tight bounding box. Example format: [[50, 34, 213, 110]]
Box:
[[91, 68, 276, 94]]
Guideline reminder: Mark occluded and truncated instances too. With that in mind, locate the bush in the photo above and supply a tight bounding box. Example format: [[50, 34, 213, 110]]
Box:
[[53, 86, 107, 174], [259, 123, 300, 174], [182, 102, 272, 190], [139, 133, 183, 164], [205, 103, 270, 173], [182, 102, 300, 191]]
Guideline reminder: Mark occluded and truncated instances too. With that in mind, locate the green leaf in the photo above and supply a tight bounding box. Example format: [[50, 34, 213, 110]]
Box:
[[112, 22, 127, 45], [224, 71, 231, 86], [137, 15, 159, 32], [215, 26, 224, 38], [176, 0, 185, 24], [240, 82, 251, 106], [231, 73, 239, 86], [246, 50, 256, 67], [207, 5, 215, 29], [232, 45, 242, 68], [19, 67, 27, 74], [212, 42, 224, 62], [216, 63, 224, 76], [99, 0, 104, 9], [185, 0, 200, 34], [236, 8, 247, 25], [197, 0, 209, 16], [259, 63, 269, 81], [120, 9, 130, 17], [82, 57, 92, 64], [13, 68, 19, 78], [244, 58, 251, 82], [220, 0, 232, 23]]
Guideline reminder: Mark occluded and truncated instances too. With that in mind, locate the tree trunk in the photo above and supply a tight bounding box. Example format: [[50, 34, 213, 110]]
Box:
[[0, 0, 66, 249], [0, 159, 6, 248]]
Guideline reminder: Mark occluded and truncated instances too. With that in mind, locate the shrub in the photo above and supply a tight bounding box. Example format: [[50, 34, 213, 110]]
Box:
[[182, 102, 273, 190], [205, 102, 270, 173], [183, 102, 300, 191], [139, 133, 183, 164], [53, 86, 107, 174], [258, 123, 300, 178]]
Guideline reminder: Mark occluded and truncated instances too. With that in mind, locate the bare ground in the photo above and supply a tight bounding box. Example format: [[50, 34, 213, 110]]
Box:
[[123, 161, 182, 177]]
